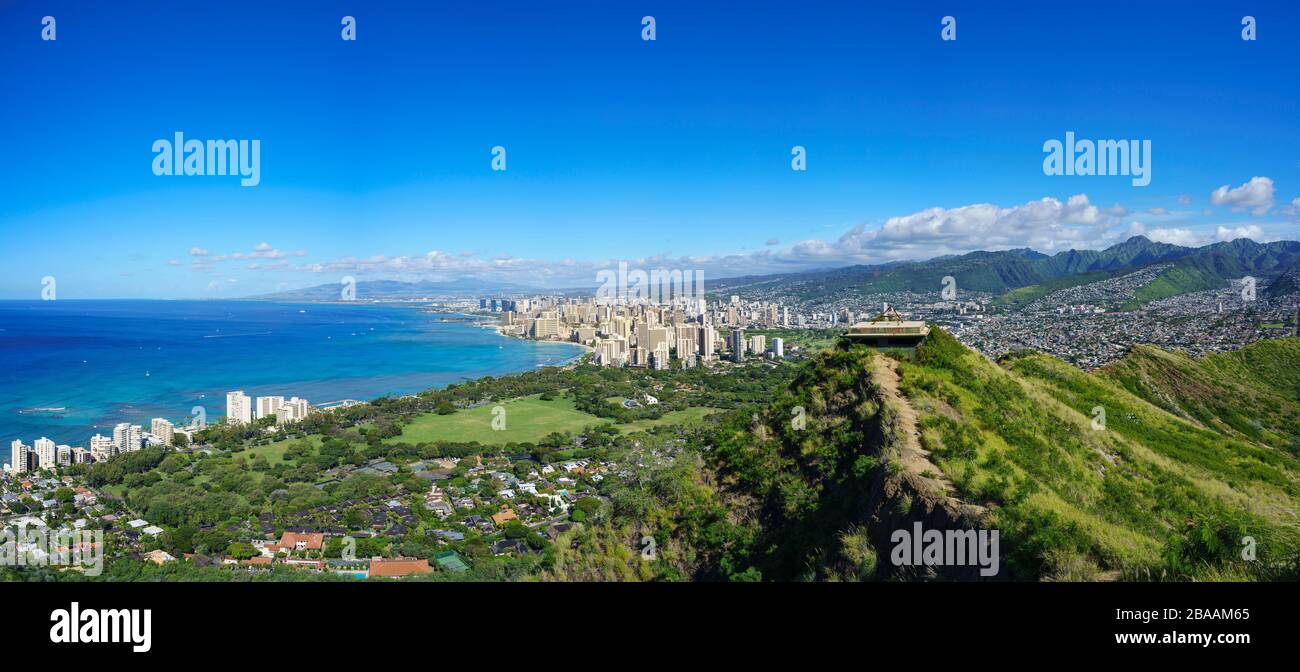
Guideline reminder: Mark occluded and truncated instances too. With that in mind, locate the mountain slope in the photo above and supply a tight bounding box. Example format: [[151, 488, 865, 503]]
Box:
[[584, 331, 1300, 581], [707, 236, 1299, 310], [249, 278, 542, 300], [1121, 239, 1300, 307], [1102, 340, 1300, 452]]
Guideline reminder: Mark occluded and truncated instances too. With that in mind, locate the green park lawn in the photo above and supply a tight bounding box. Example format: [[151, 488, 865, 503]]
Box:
[[616, 406, 720, 434], [389, 394, 607, 446], [231, 435, 321, 467]]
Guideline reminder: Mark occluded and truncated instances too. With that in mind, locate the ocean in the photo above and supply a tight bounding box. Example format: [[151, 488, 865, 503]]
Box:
[[0, 300, 584, 446]]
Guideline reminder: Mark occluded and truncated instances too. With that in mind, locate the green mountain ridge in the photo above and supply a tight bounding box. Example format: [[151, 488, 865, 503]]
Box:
[[561, 332, 1300, 581], [712, 236, 1300, 309]]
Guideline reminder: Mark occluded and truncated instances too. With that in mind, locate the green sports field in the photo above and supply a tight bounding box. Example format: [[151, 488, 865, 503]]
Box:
[[388, 394, 608, 445]]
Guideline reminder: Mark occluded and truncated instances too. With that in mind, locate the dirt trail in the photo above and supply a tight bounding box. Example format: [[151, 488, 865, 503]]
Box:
[[869, 352, 951, 496], [863, 351, 996, 578]]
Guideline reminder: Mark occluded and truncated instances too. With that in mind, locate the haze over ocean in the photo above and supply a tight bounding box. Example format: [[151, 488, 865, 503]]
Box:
[[0, 300, 582, 445]]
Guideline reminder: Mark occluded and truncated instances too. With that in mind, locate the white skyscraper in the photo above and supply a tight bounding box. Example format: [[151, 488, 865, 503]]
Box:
[[226, 391, 252, 425], [772, 337, 784, 359], [90, 434, 115, 461], [56, 445, 72, 466], [35, 437, 56, 469], [114, 423, 142, 453], [151, 418, 175, 446], [274, 397, 311, 425], [9, 439, 29, 475], [255, 396, 285, 420]]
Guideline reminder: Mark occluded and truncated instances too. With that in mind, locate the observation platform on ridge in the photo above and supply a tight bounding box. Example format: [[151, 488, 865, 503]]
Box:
[[843, 307, 930, 348]]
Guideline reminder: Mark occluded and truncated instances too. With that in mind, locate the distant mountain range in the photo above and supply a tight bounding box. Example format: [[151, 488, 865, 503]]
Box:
[[248, 278, 546, 301], [706, 236, 1300, 307], [248, 236, 1300, 306]]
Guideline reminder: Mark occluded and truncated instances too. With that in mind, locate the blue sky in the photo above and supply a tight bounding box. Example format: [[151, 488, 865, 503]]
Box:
[[2, 0, 1298, 298]]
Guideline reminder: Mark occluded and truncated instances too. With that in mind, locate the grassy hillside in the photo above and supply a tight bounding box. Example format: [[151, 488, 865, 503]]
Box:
[[1121, 266, 1224, 309], [1103, 339, 1300, 452], [570, 330, 1300, 581], [994, 269, 1128, 308], [908, 332, 1300, 579]]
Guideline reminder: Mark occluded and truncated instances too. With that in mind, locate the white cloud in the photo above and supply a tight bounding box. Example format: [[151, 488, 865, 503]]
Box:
[[1146, 227, 1202, 246], [1215, 224, 1266, 242], [218, 180, 1289, 292], [1210, 176, 1275, 216], [189, 243, 307, 266]]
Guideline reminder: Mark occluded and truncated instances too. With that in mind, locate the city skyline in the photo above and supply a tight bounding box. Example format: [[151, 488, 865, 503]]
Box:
[[3, 1, 1300, 299]]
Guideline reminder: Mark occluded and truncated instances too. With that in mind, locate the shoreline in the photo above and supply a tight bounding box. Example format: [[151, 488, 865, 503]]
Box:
[[489, 321, 594, 365], [418, 306, 593, 366], [2, 302, 590, 445]]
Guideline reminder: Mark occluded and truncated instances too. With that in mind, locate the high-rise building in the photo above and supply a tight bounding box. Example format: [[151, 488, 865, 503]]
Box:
[[90, 434, 115, 461], [651, 344, 671, 370], [676, 336, 697, 360], [56, 445, 72, 466], [530, 316, 561, 339], [9, 439, 29, 475], [113, 423, 142, 453], [275, 397, 311, 425], [730, 328, 746, 362], [255, 396, 285, 420], [226, 391, 252, 425], [644, 326, 672, 353], [749, 335, 766, 357], [699, 325, 716, 362], [151, 418, 175, 446], [34, 437, 56, 469], [772, 337, 785, 359]]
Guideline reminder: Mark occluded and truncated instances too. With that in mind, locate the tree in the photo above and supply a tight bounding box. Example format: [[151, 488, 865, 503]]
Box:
[[226, 542, 258, 560]]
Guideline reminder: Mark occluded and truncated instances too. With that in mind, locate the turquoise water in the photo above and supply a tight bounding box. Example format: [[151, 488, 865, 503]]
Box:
[[0, 300, 583, 445]]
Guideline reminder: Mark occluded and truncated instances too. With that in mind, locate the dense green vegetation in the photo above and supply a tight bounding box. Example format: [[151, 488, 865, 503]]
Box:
[[555, 331, 1300, 581], [31, 328, 1300, 583], [1103, 340, 1300, 453]]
